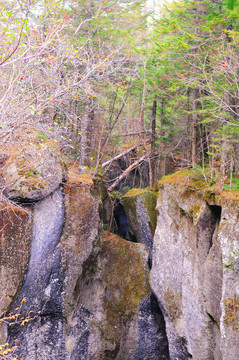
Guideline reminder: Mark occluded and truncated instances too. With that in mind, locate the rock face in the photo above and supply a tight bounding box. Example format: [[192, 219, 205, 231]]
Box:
[[217, 200, 239, 360], [0, 125, 64, 201], [0, 159, 169, 359], [151, 179, 239, 360], [0, 202, 32, 317], [65, 232, 151, 360], [8, 188, 66, 359], [4, 130, 239, 360], [123, 188, 157, 261]]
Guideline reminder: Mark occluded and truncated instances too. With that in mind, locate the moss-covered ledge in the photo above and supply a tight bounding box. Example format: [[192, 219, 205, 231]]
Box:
[[158, 169, 239, 206]]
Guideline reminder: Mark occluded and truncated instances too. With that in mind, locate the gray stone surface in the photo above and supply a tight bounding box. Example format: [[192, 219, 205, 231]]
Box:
[[217, 202, 239, 360], [4, 177, 170, 360], [151, 183, 228, 360], [8, 188, 66, 359], [65, 232, 153, 360], [1, 125, 63, 201], [133, 292, 170, 360], [123, 190, 157, 260]]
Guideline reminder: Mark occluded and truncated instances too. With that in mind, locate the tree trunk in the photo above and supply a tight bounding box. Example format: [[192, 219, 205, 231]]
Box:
[[86, 107, 94, 166], [79, 101, 93, 168], [139, 61, 146, 133], [192, 88, 201, 168], [149, 100, 157, 187]]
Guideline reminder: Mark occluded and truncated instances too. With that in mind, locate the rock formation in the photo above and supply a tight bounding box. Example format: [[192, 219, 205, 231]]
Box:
[[0, 127, 169, 359], [1, 128, 239, 359], [151, 173, 239, 360]]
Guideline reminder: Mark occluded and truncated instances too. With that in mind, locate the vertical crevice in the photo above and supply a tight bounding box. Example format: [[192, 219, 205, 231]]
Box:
[[113, 201, 137, 242], [133, 292, 170, 360], [208, 204, 221, 222], [207, 203, 222, 251]]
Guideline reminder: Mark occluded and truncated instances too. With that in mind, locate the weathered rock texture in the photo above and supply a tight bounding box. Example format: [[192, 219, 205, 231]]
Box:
[[0, 160, 169, 359], [0, 202, 32, 316], [0, 125, 64, 201], [123, 188, 157, 260], [8, 188, 66, 359], [65, 232, 151, 360], [151, 178, 239, 360], [217, 200, 239, 360], [6, 129, 239, 360]]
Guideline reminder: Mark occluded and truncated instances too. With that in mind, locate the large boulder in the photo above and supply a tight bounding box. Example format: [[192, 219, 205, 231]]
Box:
[[0, 125, 64, 201], [65, 231, 153, 360]]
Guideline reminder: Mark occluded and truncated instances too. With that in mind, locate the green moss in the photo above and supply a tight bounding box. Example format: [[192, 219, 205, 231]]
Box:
[[123, 196, 137, 223], [123, 189, 158, 235], [38, 130, 48, 142], [159, 168, 239, 203], [37, 183, 45, 189], [140, 192, 157, 234], [158, 169, 190, 185], [191, 203, 201, 218], [123, 188, 148, 198], [100, 232, 150, 340], [18, 167, 39, 177]]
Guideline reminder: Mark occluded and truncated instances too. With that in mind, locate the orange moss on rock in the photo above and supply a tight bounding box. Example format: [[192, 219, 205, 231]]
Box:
[[158, 169, 239, 205], [224, 296, 239, 332], [0, 203, 32, 317], [67, 164, 93, 187]]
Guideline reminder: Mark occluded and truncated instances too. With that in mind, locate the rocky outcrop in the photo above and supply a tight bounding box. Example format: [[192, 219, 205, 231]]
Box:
[[217, 200, 239, 360], [151, 175, 239, 360], [61, 172, 100, 320], [0, 149, 169, 360], [5, 128, 239, 360], [8, 188, 66, 359], [0, 125, 64, 201]]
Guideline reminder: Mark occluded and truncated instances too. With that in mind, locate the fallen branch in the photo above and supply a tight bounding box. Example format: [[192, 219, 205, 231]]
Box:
[[102, 139, 151, 168], [107, 155, 147, 192]]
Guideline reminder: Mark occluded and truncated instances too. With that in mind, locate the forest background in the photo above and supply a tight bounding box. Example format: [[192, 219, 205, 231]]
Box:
[[1, 0, 239, 191]]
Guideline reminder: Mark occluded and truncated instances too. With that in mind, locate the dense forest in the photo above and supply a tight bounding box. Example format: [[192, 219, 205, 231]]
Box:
[[1, 0, 239, 190]]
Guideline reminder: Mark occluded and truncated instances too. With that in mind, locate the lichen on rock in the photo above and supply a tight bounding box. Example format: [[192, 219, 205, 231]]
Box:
[[123, 189, 157, 258], [0, 202, 32, 320], [65, 231, 151, 359], [0, 125, 64, 202], [151, 175, 239, 360]]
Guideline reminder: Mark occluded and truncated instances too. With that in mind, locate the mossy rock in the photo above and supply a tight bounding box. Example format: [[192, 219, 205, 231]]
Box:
[[100, 232, 150, 341], [123, 188, 157, 237], [0, 125, 64, 201]]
